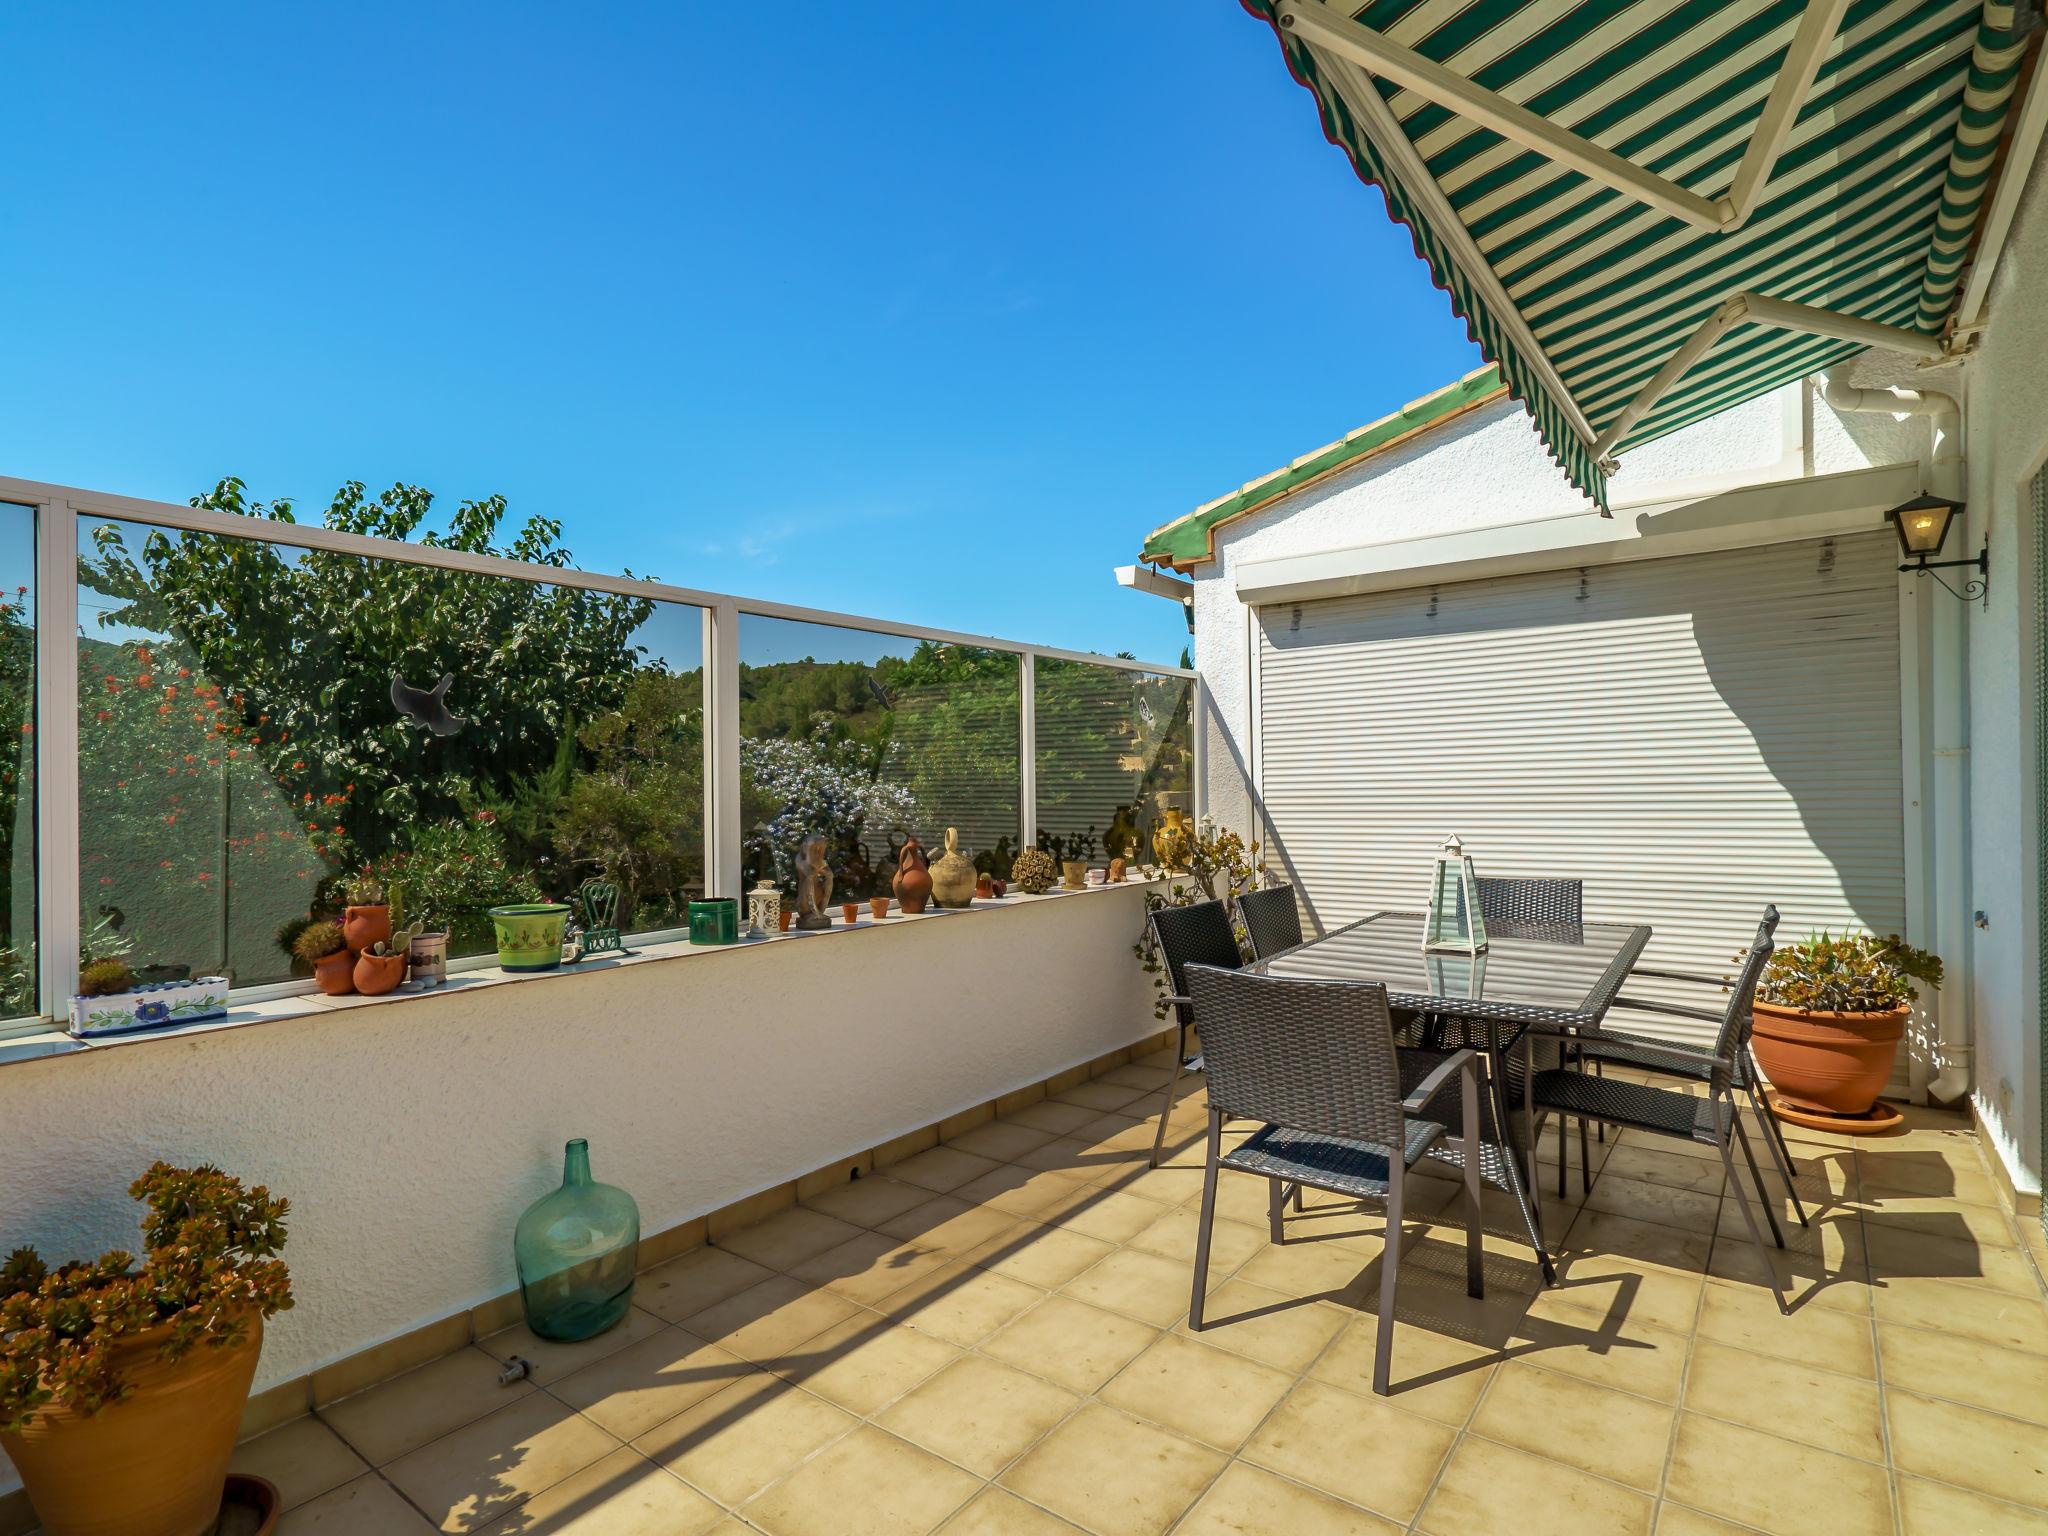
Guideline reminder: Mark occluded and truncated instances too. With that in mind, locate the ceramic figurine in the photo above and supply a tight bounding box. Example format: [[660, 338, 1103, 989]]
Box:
[[893, 834, 932, 915], [1108, 857, 1127, 883], [929, 827, 977, 908], [795, 835, 834, 930]]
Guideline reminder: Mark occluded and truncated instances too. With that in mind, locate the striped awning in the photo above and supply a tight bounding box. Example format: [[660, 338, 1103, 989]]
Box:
[[1245, 1, 2033, 511]]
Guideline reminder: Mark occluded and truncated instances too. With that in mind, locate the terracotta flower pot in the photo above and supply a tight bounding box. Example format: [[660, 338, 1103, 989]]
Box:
[[1750, 1000, 1909, 1117], [352, 951, 407, 997], [1, 1317, 263, 1536], [1061, 859, 1087, 890], [341, 903, 390, 953], [841, 902, 860, 926], [312, 950, 355, 996], [778, 910, 793, 932], [869, 896, 890, 920]]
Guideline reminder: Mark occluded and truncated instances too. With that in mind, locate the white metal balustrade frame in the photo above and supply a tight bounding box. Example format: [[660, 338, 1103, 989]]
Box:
[[0, 473, 1203, 1027]]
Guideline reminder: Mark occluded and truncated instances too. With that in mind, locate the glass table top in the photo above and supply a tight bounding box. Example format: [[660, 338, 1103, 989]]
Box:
[[1251, 910, 1652, 1028]]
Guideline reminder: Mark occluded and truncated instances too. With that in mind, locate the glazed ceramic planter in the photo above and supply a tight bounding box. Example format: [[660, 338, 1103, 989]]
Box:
[[687, 898, 739, 945], [1750, 1000, 1909, 1117], [1060, 859, 1087, 890], [67, 976, 229, 1039], [489, 903, 571, 971], [407, 932, 449, 989], [0, 1317, 263, 1536]]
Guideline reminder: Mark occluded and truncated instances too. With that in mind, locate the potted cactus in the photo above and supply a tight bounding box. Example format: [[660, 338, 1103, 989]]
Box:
[[1751, 932, 1942, 1124], [339, 872, 389, 954], [0, 1164, 292, 1536], [292, 921, 353, 996]]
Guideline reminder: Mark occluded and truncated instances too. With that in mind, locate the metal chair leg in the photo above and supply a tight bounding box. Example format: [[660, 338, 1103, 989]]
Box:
[[1373, 1174, 1403, 1396], [1731, 1115, 1785, 1249], [1268, 1179, 1286, 1245], [1593, 1057, 1605, 1142], [1462, 1062, 1484, 1300], [1578, 1113, 1592, 1197], [1718, 1110, 1790, 1316], [1188, 1111, 1224, 1331], [1556, 1100, 1569, 1200], [1743, 1064, 1809, 1226], [1150, 1027, 1186, 1168]]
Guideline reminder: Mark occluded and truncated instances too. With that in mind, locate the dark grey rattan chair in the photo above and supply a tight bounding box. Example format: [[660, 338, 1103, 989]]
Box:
[[1146, 900, 1244, 1167], [1583, 908, 1805, 1225], [1476, 875, 1583, 929], [1184, 964, 1483, 1395], [1239, 884, 1305, 961], [1525, 905, 1795, 1313]]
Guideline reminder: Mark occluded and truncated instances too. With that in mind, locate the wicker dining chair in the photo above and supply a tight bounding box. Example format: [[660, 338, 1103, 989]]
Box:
[[1238, 884, 1305, 960], [1184, 963, 1484, 1395], [1145, 900, 1244, 1167], [1476, 875, 1583, 928], [1578, 907, 1805, 1224], [1524, 906, 1795, 1313]]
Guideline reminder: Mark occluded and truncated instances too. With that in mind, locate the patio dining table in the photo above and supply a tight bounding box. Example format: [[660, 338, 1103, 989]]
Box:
[[1249, 909, 1652, 1280]]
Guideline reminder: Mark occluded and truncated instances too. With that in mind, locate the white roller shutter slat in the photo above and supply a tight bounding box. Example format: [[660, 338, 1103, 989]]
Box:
[[1256, 534, 1906, 1071]]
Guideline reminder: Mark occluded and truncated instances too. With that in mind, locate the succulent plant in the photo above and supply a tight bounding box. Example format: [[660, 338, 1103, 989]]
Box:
[[291, 921, 347, 965], [1759, 933, 1942, 1014], [370, 923, 424, 959], [77, 958, 135, 998], [343, 872, 386, 905], [1011, 847, 1057, 894]]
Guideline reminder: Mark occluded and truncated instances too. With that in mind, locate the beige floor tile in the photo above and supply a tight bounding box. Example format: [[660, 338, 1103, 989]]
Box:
[[1560, 1210, 1712, 1275], [481, 1446, 724, 1535], [1004, 1100, 1106, 1137], [1857, 1143, 2001, 1202], [774, 1313, 959, 1414], [232, 1416, 370, 1510], [952, 1165, 1097, 1220], [1694, 1280, 1872, 1377], [632, 1373, 856, 1507], [1511, 1306, 1693, 1403], [1664, 1413, 1893, 1536], [788, 1231, 954, 1306], [1862, 1191, 2019, 1250], [1897, 1475, 2048, 1535], [1307, 1314, 1497, 1426], [982, 1295, 1162, 1394], [879, 1195, 1025, 1256], [1053, 1080, 1153, 1114], [1244, 1377, 1456, 1523], [1097, 1163, 1206, 1208], [639, 1248, 780, 1326], [1597, 1141, 1729, 1196], [889, 1145, 1007, 1195], [549, 1327, 756, 1440], [1061, 1248, 1195, 1328], [969, 1222, 1119, 1289], [1886, 1387, 2048, 1511], [938, 1487, 1088, 1534], [1581, 1173, 1722, 1236], [684, 1276, 864, 1366], [1524, 1253, 1704, 1338], [1417, 1436, 1652, 1536], [879, 1260, 1047, 1346], [1173, 1278, 1346, 1372], [1102, 1062, 1174, 1090], [947, 1120, 1061, 1163], [1878, 1320, 2048, 1425], [1011, 1135, 1129, 1181], [742, 1424, 980, 1536], [1126, 1208, 1269, 1273], [1864, 1221, 2044, 1297], [1471, 1362, 1674, 1490], [276, 1474, 439, 1534], [1871, 1273, 2048, 1353], [383, 1392, 622, 1534], [1680, 1338, 1883, 1461], [478, 1307, 671, 1386], [804, 1175, 938, 1229], [716, 1209, 870, 1273], [320, 1347, 531, 1466], [1046, 1188, 1171, 1245], [1704, 1231, 1868, 1312], [1651, 1507, 1766, 1536], [1098, 1331, 1293, 1450], [877, 1354, 1081, 1477], [1174, 1462, 1399, 1536], [1231, 1232, 1384, 1302], [999, 1402, 1225, 1536]]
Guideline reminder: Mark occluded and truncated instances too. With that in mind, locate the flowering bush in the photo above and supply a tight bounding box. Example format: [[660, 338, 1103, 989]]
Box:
[[741, 721, 921, 899], [0, 1164, 292, 1432], [1759, 933, 1943, 1014]]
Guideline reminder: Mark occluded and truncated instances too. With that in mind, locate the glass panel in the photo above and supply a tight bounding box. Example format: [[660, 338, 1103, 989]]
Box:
[[1033, 659, 1193, 871], [78, 516, 704, 989], [0, 504, 33, 1019], [738, 616, 1022, 899]]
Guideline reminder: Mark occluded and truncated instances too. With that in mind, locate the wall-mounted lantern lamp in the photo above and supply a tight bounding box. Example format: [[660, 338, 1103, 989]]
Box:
[[1887, 493, 1986, 603]]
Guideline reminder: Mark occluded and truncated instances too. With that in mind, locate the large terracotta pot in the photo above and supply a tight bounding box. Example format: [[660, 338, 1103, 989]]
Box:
[[1, 1317, 262, 1536], [353, 950, 407, 996], [893, 836, 932, 915], [1750, 1000, 1908, 1117], [341, 903, 389, 953]]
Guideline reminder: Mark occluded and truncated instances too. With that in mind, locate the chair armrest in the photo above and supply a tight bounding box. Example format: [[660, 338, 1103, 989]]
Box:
[[1608, 995, 1727, 1025], [1628, 966, 1731, 987], [1163, 995, 1191, 1010], [1580, 1032, 1734, 1073], [1402, 1049, 1478, 1114]]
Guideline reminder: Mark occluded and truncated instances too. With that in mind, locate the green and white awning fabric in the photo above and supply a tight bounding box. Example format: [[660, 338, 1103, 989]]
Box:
[[1244, 0, 2033, 512]]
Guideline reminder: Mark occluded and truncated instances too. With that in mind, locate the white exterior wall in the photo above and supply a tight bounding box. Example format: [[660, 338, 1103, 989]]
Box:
[[1961, 150, 2048, 1203], [0, 888, 1156, 1399]]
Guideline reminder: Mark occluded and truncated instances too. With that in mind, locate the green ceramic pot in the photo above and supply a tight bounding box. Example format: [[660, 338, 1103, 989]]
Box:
[[688, 897, 740, 945], [489, 903, 572, 971]]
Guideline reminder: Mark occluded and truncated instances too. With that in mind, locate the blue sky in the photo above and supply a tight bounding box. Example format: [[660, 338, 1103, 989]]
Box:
[[1, 4, 1480, 665]]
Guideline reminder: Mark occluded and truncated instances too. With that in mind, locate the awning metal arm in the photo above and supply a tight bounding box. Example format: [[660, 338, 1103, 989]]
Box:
[[1591, 292, 1947, 462], [1276, 0, 1850, 234]]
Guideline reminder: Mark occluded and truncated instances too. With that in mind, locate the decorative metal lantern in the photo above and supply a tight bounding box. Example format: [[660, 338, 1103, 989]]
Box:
[[747, 879, 782, 938], [1423, 834, 1487, 954]]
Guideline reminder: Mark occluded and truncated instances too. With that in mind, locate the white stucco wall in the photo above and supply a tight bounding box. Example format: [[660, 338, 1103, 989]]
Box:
[[0, 888, 1158, 1397], [1960, 149, 2048, 1201]]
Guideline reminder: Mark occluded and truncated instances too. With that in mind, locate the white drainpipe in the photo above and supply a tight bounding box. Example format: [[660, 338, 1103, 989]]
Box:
[[1821, 376, 1972, 1105]]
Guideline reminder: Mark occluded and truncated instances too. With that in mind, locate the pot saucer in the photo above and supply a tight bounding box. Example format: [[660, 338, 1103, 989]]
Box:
[[1764, 1092, 1905, 1136]]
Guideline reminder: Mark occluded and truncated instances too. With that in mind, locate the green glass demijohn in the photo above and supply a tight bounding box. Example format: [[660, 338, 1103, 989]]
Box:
[[514, 1138, 641, 1341]]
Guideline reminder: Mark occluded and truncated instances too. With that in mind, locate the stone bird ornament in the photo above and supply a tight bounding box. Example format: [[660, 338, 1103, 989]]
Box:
[[390, 672, 468, 736]]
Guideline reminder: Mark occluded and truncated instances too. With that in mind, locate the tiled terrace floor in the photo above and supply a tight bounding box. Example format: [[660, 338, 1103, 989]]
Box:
[[223, 1055, 2048, 1536]]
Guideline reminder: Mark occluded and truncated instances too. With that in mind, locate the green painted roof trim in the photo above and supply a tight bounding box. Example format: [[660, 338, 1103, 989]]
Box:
[[1140, 364, 1505, 571]]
